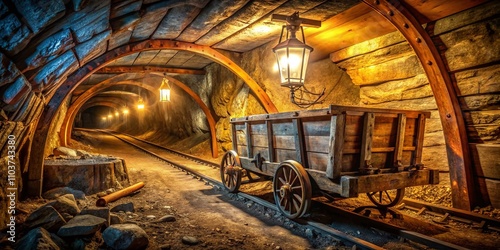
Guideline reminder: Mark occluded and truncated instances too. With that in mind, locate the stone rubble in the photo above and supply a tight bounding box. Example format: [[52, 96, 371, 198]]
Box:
[[17, 190, 152, 249]]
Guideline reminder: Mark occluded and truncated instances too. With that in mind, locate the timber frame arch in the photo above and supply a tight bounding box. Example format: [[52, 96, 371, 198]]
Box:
[[27, 40, 278, 197], [362, 0, 474, 210], [61, 75, 219, 159], [60, 77, 159, 147]]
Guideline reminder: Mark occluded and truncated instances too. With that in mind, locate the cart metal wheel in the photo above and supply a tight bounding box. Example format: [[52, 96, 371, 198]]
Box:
[[366, 188, 405, 208], [273, 160, 312, 219], [220, 150, 242, 193]]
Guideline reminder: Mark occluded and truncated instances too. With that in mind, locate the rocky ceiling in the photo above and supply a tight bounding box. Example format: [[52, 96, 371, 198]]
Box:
[[1, 0, 487, 117], [62, 0, 485, 109]]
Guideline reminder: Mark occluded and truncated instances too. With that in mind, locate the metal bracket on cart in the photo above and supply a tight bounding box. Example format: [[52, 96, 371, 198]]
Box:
[[250, 153, 265, 171]]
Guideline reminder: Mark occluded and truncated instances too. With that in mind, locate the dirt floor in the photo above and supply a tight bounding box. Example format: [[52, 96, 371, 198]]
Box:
[[67, 132, 346, 249]]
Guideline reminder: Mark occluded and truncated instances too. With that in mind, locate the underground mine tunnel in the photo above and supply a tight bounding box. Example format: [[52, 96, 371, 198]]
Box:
[[0, 0, 499, 249]]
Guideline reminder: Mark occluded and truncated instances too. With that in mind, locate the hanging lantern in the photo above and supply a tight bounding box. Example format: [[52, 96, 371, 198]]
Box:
[[271, 12, 324, 108], [137, 98, 145, 110], [159, 77, 171, 102], [272, 12, 316, 87], [273, 31, 313, 87]]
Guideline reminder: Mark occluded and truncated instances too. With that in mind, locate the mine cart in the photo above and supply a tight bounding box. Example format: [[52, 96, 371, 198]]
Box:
[[220, 105, 439, 219]]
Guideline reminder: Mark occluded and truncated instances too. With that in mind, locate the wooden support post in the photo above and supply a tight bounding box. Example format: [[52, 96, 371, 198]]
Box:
[[394, 113, 406, 171], [266, 120, 275, 162], [327, 114, 345, 179], [360, 113, 375, 174], [363, 0, 474, 210], [245, 122, 253, 158], [292, 118, 306, 166], [231, 122, 237, 153], [412, 114, 426, 166], [326, 115, 338, 179]]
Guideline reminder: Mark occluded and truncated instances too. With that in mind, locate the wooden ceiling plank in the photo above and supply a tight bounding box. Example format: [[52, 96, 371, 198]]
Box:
[[176, 0, 252, 43], [152, 5, 202, 39], [195, 0, 288, 46], [403, 0, 487, 23], [212, 0, 333, 52], [148, 50, 178, 66], [96, 65, 206, 75], [133, 50, 161, 65]]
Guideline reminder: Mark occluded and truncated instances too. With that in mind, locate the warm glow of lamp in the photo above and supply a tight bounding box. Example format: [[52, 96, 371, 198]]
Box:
[[102, 116, 107, 120], [123, 108, 129, 114], [137, 98, 145, 110], [271, 12, 324, 108], [115, 111, 119, 117], [273, 16, 313, 87], [108, 114, 112, 118], [159, 77, 171, 102]]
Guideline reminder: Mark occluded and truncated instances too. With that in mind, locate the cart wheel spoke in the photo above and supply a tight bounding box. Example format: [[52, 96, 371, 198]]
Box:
[[220, 151, 242, 193], [289, 175, 298, 187], [273, 161, 312, 219], [366, 188, 405, 208], [292, 198, 300, 213], [279, 177, 286, 185]]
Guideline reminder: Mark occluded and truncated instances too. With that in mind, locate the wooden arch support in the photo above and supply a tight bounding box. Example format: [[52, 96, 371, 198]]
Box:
[[152, 74, 219, 159], [362, 0, 474, 210], [28, 40, 276, 196], [62, 75, 219, 159], [60, 78, 158, 148]]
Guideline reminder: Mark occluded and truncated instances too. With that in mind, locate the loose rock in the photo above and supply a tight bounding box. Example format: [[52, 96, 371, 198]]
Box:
[[157, 215, 176, 223], [111, 202, 135, 213], [103, 223, 149, 250], [182, 235, 200, 245], [46, 194, 80, 216], [43, 186, 86, 200], [57, 214, 107, 237], [16, 227, 66, 250], [80, 207, 110, 226], [25, 206, 66, 232], [110, 214, 124, 225]]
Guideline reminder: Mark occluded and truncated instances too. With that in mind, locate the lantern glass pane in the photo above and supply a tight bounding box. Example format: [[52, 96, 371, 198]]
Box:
[[275, 47, 311, 87], [160, 88, 170, 102]]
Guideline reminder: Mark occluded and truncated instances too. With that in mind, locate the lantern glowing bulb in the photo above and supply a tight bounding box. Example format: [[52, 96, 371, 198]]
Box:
[[123, 109, 129, 114], [102, 116, 106, 120], [115, 111, 119, 117], [137, 103, 144, 109], [108, 114, 112, 118], [159, 78, 171, 102]]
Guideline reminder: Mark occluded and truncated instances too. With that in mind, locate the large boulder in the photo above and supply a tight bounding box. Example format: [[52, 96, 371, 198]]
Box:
[[103, 224, 149, 250], [80, 207, 110, 226]]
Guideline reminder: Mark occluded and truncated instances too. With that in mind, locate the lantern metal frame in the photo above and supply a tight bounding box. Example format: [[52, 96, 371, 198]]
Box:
[[272, 12, 325, 108]]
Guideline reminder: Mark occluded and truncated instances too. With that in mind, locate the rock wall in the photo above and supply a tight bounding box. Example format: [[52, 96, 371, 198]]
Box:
[[433, 1, 499, 207], [331, 31, 448, 171]]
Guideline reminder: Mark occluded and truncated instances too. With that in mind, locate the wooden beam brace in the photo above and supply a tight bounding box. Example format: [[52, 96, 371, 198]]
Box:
[[96, 66, 206, 75], [363, 0, 474, 210]]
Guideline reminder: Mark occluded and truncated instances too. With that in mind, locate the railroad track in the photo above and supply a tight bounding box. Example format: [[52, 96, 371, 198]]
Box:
[[81, 129, 485, 249], [398, 198, 500, 233]]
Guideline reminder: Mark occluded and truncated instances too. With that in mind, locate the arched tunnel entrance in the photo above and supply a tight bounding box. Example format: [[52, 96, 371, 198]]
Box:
[[0, 0, 498, 248]]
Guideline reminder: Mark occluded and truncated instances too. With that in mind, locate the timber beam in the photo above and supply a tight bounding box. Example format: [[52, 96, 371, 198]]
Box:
[[97, 66, 206, 75], [362, 0, 474, 210]]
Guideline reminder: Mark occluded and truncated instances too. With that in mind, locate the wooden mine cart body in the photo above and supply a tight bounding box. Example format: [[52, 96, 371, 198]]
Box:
[[230, 105, 438, 193]]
